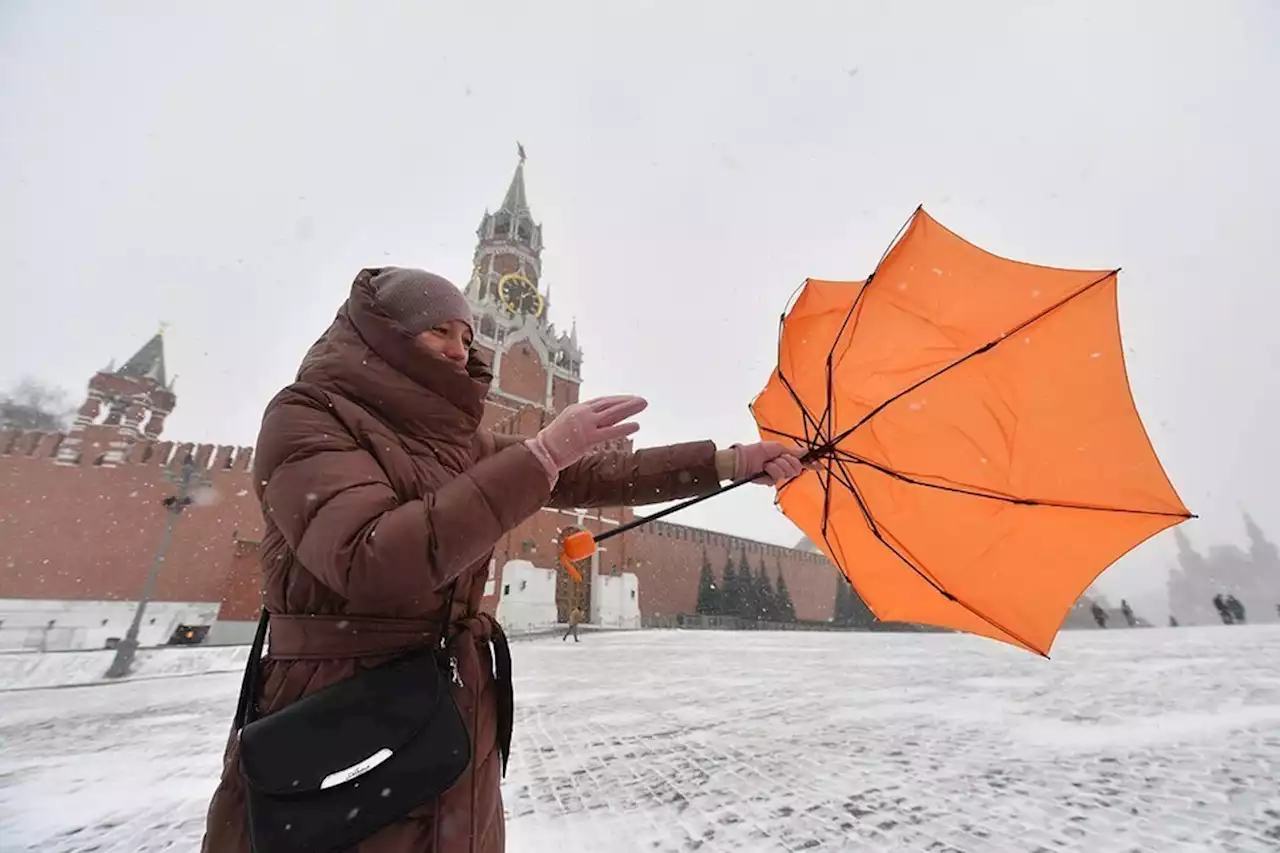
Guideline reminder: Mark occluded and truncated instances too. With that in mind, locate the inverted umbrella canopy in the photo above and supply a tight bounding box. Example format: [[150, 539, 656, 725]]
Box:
[[751, 207, 1191, 656]]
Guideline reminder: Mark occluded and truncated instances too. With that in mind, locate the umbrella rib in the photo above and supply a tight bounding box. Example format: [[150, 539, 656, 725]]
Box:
[[768, 292, 828, 452], [833, 449, 1193, 519], [823, 269, 1119, 451], [870, 205, 922, 274], [817, 283, 870, 445], [829, 454, 1047, 655], [820, 452, 835, 544], [760, 425, 815, 446], [775, 371, 824, 449], [827, 455, 949, 597]]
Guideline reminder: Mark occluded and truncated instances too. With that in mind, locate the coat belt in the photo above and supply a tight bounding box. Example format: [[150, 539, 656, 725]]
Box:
[[266, 613, 440, 660], [266, 612, 502, 660]]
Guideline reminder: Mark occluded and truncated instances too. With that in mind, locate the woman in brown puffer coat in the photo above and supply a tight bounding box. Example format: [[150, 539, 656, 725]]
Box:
[[201, 267, 805, 853]]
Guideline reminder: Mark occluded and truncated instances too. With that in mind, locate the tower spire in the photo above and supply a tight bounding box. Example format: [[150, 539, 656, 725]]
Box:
[[1243, 511, 1279, 565], [501, 143, 530, 214], [117, 330, 168, 388]]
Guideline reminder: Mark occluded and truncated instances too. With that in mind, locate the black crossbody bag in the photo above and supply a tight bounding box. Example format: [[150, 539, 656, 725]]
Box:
[[232, 589, 471, 853]]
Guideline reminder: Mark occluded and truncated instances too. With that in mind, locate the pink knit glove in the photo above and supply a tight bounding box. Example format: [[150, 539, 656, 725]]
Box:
[[733, 441, 806, 487], [526, 395, 648, 485]]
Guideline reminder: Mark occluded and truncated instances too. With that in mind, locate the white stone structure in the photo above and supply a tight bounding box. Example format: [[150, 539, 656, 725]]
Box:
[[592, 572, 642, 629], [494, 559, 559, 634], [0, 598, 218, 652]]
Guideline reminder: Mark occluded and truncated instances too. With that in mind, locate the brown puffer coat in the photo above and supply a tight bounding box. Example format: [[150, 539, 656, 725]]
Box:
[[201, 269, 721, 853]]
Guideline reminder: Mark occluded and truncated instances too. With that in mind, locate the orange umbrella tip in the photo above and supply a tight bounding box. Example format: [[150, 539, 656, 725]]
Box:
[[560, 559, 584, 583], [560, 529, 597, 563]]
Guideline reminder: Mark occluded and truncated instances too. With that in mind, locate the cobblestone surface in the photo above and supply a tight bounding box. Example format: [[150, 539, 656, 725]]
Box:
[[2, 625, 1279, 852]]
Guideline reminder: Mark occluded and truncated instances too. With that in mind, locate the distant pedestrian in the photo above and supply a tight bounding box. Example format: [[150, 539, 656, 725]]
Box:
[[563, 606, 584, 643], [1091, 602, 1108, 629], [1169, 615, 1179, 628], [1213, 593, 1234, 625], [1226, 595, 1246, 624], [1120, 599, 1136, 628]]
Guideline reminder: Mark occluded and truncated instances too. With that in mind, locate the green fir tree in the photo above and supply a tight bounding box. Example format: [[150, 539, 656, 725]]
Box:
[[738, 551, 758, 619], [776, 570, 797, 622], [695, 551, 720, 615], [757, 560, 778, 622], [720, 554, 740, 617], [834, 575, 854, 626], [834, 571, 873, 627]]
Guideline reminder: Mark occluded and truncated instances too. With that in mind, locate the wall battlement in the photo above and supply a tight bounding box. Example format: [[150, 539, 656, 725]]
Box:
[[1, 427, 255, 472]]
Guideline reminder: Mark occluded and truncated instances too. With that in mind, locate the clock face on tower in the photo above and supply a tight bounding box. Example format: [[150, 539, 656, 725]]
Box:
[[498, 272, 545, 318]]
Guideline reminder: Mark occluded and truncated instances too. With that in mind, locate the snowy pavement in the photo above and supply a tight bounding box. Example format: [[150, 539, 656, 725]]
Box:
[[2, 626, 1279, 852]]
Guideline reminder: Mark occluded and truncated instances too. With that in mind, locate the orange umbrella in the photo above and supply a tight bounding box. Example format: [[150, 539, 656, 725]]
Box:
[[562, 207, 1191, 655], [751, 207, 1191, 655]]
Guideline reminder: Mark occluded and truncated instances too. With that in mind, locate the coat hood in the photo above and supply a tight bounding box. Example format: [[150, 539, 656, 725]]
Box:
[[295, 268, 493, 444]]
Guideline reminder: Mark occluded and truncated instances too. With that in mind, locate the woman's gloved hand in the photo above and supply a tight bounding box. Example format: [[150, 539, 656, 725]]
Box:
[[716, 441, 807, 487], [526, 395, 648, 484]]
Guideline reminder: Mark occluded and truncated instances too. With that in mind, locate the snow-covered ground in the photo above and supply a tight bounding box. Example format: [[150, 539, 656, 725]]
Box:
[[2, 626, 1278, 852], [0, 645, 252, 692]]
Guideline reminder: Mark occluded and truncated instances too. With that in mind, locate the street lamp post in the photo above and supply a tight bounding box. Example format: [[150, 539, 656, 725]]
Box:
[[104, 456, 208, 679]]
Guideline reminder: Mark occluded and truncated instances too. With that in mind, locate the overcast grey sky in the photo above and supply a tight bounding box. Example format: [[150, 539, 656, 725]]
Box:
[[2, 1, 1276, 615]]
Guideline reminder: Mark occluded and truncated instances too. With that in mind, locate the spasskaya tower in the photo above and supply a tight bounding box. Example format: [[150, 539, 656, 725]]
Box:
[[465, 146, 583, 434]]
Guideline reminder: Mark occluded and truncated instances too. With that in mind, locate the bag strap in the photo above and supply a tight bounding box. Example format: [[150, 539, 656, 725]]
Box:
[[233, 607, 270, 731], [232, 581, 460, 734]]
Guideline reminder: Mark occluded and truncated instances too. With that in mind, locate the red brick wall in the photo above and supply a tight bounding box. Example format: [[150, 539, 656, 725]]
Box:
[[1, 427, 839, 625], [491, 254, 519, 277], [0, 430, 261, 611], [551, 375, 579, 411], [222, 538, 266, 620], [497, 342, 547, 404]]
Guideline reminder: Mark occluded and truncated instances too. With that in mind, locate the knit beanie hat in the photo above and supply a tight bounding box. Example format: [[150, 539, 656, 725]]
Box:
[[370, 267, 474, 335]]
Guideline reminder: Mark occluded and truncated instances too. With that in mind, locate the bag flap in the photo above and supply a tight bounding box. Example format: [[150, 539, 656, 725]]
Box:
[[239, 649, 449, 796]]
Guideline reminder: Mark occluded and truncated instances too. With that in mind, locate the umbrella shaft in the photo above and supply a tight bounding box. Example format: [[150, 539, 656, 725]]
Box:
[[593, 462, 800, 545]]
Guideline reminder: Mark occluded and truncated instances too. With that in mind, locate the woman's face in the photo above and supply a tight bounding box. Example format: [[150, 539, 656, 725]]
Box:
[[414, 320, 473, 370]]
